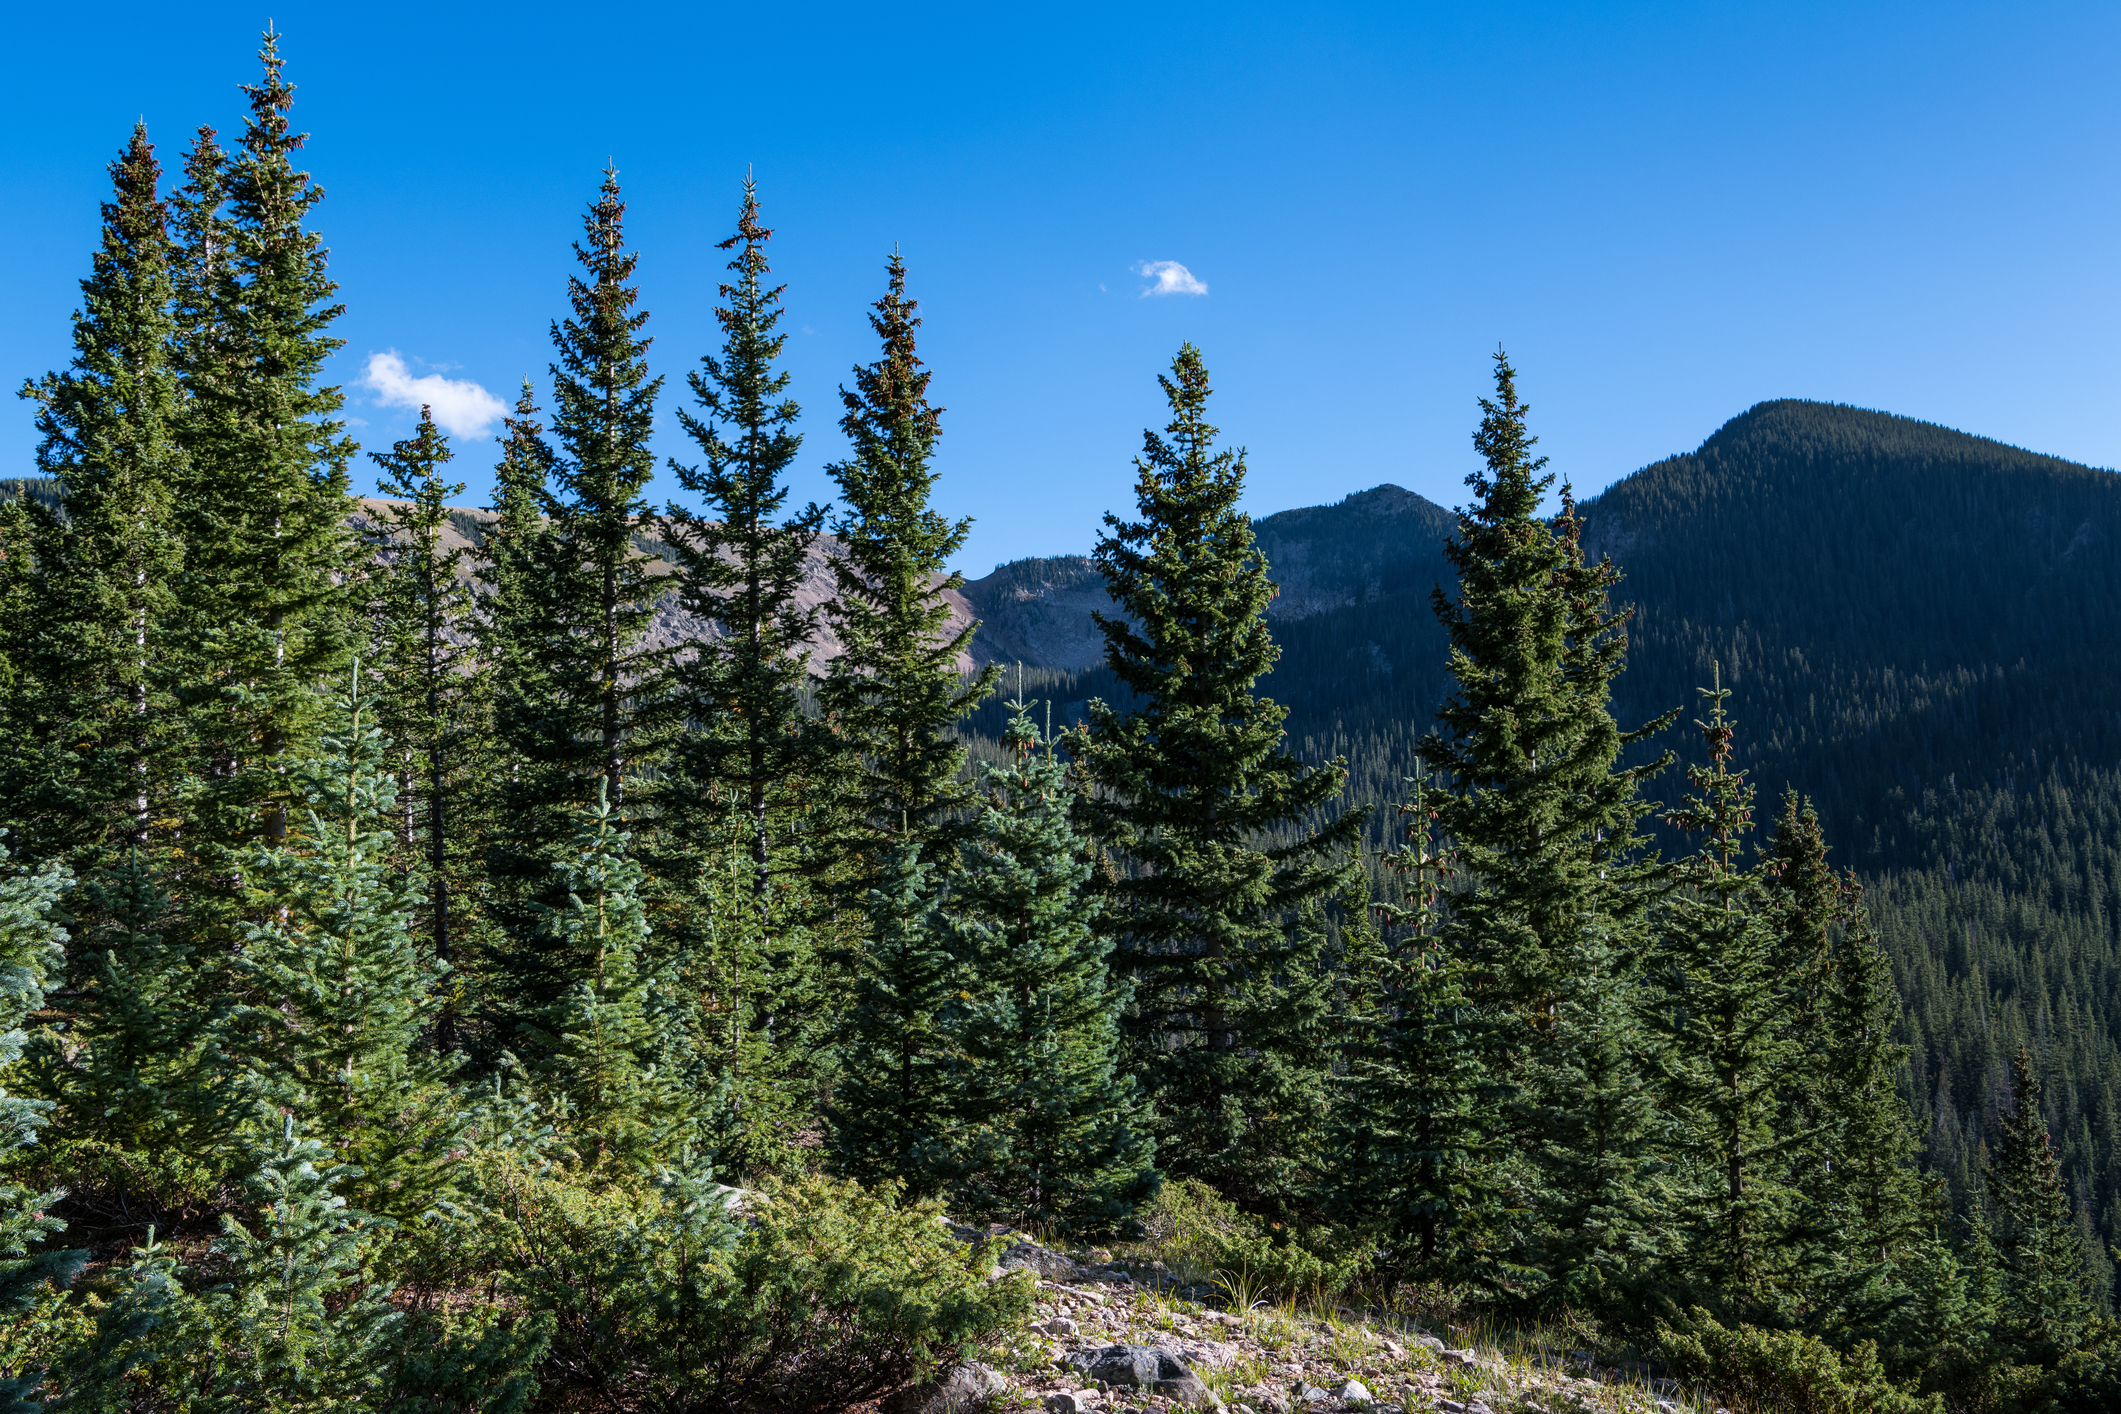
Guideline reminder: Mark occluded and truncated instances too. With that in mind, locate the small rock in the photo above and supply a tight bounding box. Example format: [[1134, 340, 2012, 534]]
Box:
[[1443, 1348, 1480, 1367], [1046, 1392, 1100, 1413], [1654, 1403, 1682, 1414], [1291, 1383, 1332, 1405], [1039, 1317, 1082, 1338], [1329, 1378, 1373, 1406], [1412, 1333, 1446, 1354]]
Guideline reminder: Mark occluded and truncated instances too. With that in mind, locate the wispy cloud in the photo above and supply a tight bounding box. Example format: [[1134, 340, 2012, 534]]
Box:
[[1133, 260, 1208, 297], [362, 351, 508, 438]]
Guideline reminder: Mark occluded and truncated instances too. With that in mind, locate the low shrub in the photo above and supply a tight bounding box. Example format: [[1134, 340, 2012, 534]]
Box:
[[476, 1154, 1033, 1413], [1138, 1176, 1366, 1301], [1655, 1308, 1943, 1414]]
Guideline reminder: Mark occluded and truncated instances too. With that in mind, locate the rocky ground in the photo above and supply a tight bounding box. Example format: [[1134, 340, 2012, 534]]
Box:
[[911, 1228, 1726, 1414]]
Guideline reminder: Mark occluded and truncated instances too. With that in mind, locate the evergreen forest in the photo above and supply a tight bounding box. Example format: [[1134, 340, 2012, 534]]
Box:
[[4, 32, 2121, 1414]]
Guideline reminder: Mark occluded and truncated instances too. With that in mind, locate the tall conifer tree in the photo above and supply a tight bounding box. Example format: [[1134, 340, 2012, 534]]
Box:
[[1659, 674, 1800, 1308], [1991, 1045, 2092, 1362], [1329, 768, 1497, 1280], [367, 409, 482, 1050], [1072, 344, 1361, 1205], [13, 124, 186, 865], [488, 171, 669, 1027], [658, 180, 830, 1162], [171, 30, 355, 852], [1420, 349, 1672, 1303], [662, 174, 828, 899], [819, 253, 997, 870]]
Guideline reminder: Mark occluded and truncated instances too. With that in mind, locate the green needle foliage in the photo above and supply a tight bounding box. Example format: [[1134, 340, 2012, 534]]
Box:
[[12, 123, 186, 867], [1659, 672, 1801, 1309], [820, 253, 998, 871], [488, 169, 670, 1030], [1992, 1044, 2094, 1363], [225, 666, 466, 1222], [661, 173, 829, 902], [946, 698, 1157, 1234], [207, 1116, 402, 1409], [1329, 767, 1497, 1282], [366, 408, 484, 1053], [1420, 348, 1674, 1305], [0, 845, 81, 1412], [658, 179, 832, 1168], [828, 840, 962, 1199], [523, 784, 697, 1170], [170, 29, 355, 857], [1072, 342, 1361, 1208]]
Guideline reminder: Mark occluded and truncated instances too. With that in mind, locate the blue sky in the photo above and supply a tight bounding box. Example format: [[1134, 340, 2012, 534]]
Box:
[[5, 1, 2117, 573]]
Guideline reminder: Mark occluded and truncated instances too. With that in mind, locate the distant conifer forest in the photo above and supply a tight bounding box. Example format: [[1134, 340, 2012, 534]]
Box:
[[4, 31, 2119, 1413]]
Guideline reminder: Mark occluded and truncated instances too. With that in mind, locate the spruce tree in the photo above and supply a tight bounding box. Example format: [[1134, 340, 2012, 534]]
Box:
[[12, 123, 186, 866], [1992, 1044, 2093, 1362], [1328, 767, 1497, 1281], [1071, 343, 1361, 1205], [661, 173, 828, 900], [819, 253, 998, 870], [521, 785, 696, 1169], [1658, 673, 1800, 1308], [1419, 349, 1672, 1304], [657, 178, 831, 1164], [171, 29, 355, 853], [946, 698, 1157, 1233], [488, 170, 669, 1028], [224, 666, 465, 1222], [56, 854, 230, 1199], [206, 1116, 401, 1406], [827, 841, 964, 1199], [0, 845, 83, 1410], [367, 409, 482, 1051]]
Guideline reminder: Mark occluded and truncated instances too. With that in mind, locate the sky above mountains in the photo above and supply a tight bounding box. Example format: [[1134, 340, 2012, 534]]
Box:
[[4, 1, 2117, 571]]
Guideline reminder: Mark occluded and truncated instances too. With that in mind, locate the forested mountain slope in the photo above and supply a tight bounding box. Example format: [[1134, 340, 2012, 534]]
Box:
[[962, 400, 2121, 1296]]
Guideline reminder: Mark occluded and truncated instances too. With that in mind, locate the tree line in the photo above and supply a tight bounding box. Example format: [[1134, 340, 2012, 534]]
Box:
[[0, 31, 2115, 1412]]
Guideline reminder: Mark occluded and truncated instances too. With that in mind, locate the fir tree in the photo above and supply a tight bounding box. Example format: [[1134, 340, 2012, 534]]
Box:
[[225, 666, 465, 1222], [56, 854, 231, 1197], [819, 253, 998, 870], [12, 123, 186, 866], [827, 841, 964, 1199], [657, 178, 831, 1164], [367, 408, 482, 1052], [206, 1116, 401, 1407], [1328, 766, 1496, 1281], [1992, 1044, 2093, 1362], [1071, 343, 1361, 1205], [1420, 349, 1673, 1303], [0, 844, 82, 1411], [1659, 672, 1801, 1308], [488, 170, 669, 1029], [946, 697, 1157, 1233], [171, 29, 355, 853], [661, 173, 829, 901], [521, 785, 695, 1169]]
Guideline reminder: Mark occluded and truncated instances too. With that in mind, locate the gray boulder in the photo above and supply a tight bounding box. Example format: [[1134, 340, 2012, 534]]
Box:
[[1062, 1344, 1211, 1404], [885, 1360, 1009, 1413]]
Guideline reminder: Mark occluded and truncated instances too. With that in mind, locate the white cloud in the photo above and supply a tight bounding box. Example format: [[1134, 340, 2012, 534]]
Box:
[[362, 350, 508, 439], [1132, 260, 1208, 298]]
